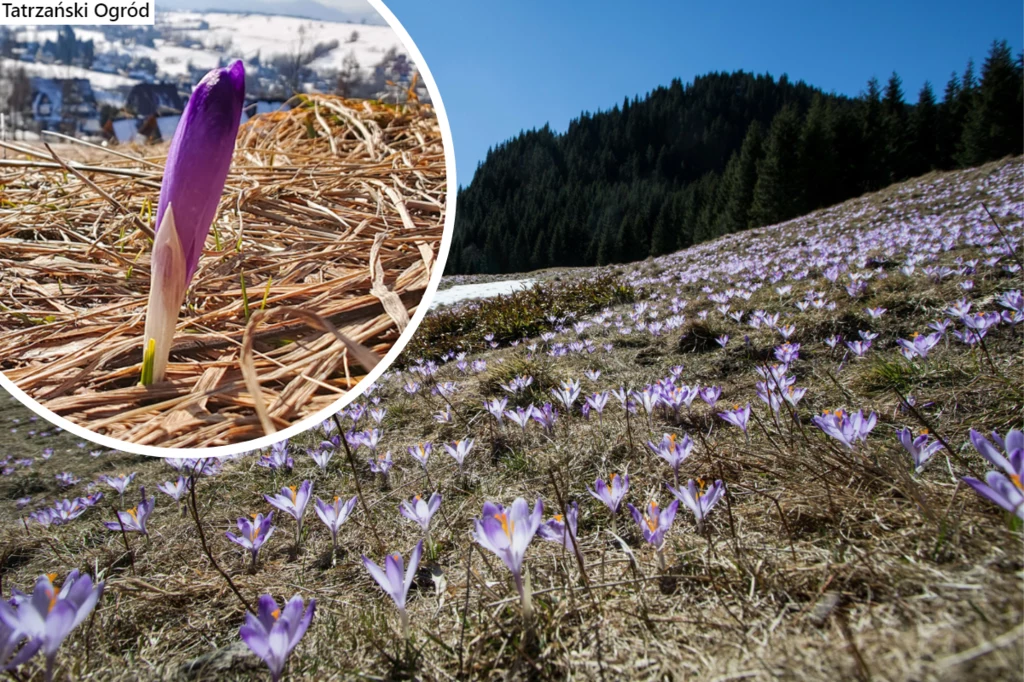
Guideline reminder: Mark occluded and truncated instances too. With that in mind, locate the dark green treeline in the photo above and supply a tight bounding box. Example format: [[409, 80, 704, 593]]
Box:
[[449, 40, 1022, 274]]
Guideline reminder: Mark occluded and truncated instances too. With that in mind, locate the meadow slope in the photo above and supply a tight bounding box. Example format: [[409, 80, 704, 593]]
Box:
[[0, 157, 1022, 681]]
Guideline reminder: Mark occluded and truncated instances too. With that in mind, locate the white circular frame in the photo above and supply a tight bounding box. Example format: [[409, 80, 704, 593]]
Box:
[[0, 0, 457, 457]]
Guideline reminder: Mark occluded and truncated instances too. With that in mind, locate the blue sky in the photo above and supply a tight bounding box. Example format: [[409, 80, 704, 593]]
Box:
[[376, 0, 1022, 187]]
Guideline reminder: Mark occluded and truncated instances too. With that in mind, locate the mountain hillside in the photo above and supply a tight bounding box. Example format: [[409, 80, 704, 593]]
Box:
[[450, 42, 1023, 274], [0, 157, 1020, 680]]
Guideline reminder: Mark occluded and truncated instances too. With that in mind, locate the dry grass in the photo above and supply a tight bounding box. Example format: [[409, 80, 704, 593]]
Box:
[[0, 158, 1021, 681], [0, 94, 446, 447]]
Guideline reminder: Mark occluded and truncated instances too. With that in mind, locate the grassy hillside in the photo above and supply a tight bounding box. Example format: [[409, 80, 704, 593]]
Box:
[[0, 157, 1021, 681]]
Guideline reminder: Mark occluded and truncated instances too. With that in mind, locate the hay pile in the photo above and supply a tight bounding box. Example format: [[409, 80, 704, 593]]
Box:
[[0, 94, 446, 448]]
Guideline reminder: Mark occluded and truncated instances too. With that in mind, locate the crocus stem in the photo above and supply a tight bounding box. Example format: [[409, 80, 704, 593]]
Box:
[[515, 570, 534, 625], [657, 547, 667, 572], [400, 608, 410, 640], [141, 205, 187, 385]]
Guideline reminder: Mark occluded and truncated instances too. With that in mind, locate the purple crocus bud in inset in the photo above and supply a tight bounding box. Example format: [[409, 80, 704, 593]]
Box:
[[0, 570, 104, 682], [362, 540, 424, 638], [239, 594, 315, 682], [141, 60, 245, 385]]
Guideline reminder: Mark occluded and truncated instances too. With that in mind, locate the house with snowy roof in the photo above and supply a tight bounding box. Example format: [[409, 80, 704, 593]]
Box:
[[29, 78, 101, 135]]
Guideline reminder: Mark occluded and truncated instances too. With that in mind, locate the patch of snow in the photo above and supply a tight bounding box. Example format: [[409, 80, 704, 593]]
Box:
[[430, 279, 537, 308]]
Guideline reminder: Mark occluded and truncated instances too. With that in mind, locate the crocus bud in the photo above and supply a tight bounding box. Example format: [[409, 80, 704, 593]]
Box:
[[142, 60, 245, 385]]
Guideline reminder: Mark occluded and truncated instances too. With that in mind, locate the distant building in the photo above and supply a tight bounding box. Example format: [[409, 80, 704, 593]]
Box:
[[243, 98, 292, 122], [29, 77, 101, 134], [125, 83, 184, 117]]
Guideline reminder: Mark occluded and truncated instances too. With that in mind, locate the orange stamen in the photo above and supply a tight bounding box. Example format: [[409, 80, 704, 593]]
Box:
[[494, 512, 514, 537]]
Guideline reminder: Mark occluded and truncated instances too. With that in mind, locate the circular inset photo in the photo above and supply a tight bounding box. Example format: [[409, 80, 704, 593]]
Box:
[[0, 0, 453, 453]]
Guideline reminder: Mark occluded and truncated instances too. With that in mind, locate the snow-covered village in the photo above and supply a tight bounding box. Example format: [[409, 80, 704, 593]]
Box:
[[0, 11, 424, 143]]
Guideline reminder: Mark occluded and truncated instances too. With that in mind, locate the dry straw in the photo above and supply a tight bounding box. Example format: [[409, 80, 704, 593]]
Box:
[[0, 94, 446, 448]]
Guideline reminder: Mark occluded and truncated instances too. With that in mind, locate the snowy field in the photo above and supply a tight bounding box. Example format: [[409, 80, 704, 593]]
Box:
[[430, 278, 537, 308], [0, 56, 140, 89], [11, 11, 406, 81]]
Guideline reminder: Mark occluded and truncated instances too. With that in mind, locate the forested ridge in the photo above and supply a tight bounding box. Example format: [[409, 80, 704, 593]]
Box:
[[449, 40, 1023, 274]]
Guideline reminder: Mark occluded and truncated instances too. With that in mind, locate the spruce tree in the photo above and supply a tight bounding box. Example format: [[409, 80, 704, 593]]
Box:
[[882, 72, 909, 181], [960, 40, 1024, 165], [750, 105, 803, 227], [860, 77, 886, 191], [909, 82, 939, 175], [937, 73, 963, 169], [718, 121, 765, 232], [799, 94, 837, 210]]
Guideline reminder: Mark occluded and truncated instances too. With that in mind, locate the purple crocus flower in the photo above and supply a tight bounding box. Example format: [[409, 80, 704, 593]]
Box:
[[961, 429, 1024, 518], [399, 492, 442, 534], [896, 332, 942, 360], [531, 403, 559, 434], [157, 476, 190, 503], [100, 473, 136, 504], [585, 391, 610, 424], [646, 433, 693, 486], [538, 501, 583, 563], [968, 429, 1024, 479], [699, 386, 722, 406], [443, 439, 474, 475], [505, 406, 535, 433], [407, 442, 432, 469], [308, 447, 333, 471], [812, 409, 877, 449], [239, 594, 315, 682], [0, 570, 104, 682], [368, 451, 394, 480], [103, 488, 155, 535], [362, 541, 423, 638], [258, 446, 293, 472], [472, 498, 543, 618], [897, 428, 943, 473], [484, 397, 507, 426], [964, 470, 1024, 519], [627, 499, 679, 555], [313, 495, 357, 552], [265, 480, 312, 547], [718, 404, 751, 433], [667, 479, 725, 529], [588, 473, 629, 519], [226, 512, 276, 569], [142, 60, 245, 384]]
